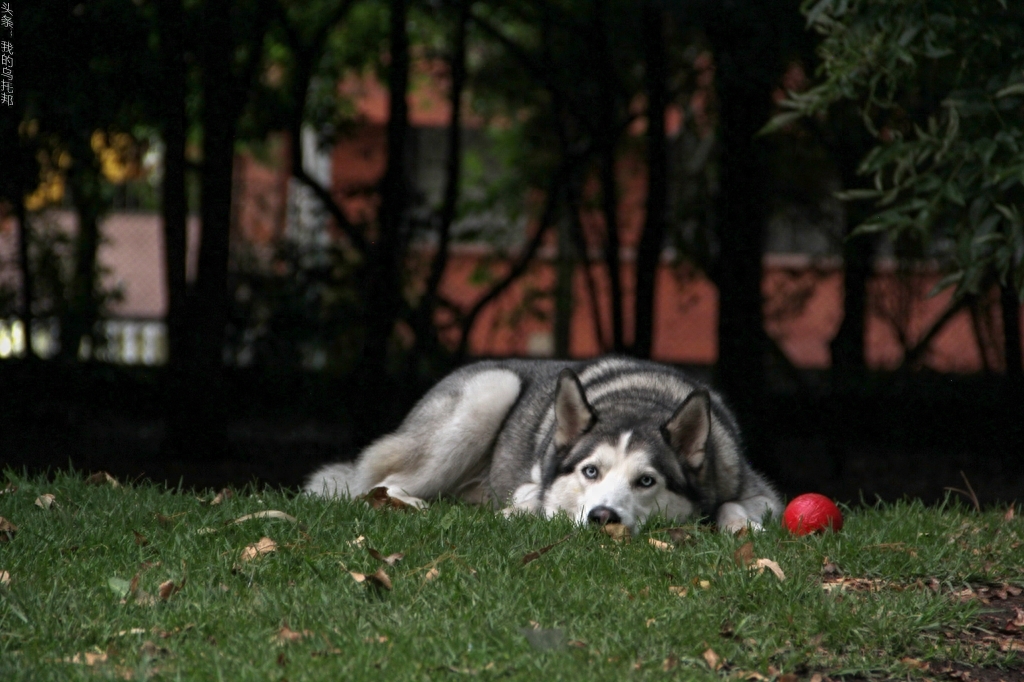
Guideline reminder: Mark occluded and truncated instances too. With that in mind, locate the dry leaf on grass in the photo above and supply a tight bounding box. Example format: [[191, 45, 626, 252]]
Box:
[[733, 541, 755, 567], [668, 586, 688, 597], [665, 527, 695, 546], [350, 567, 392, 590], [275, 625, 313, 644], [522, 533, 573, 565], [423, 567, 440, 582], [67, 651, 109, 665], [158, 578, 184, 602], [230, 510, 300, 526], [360, 487, 414, 510], [239, 537, 278, 563], [702, 647, 722, 671], [209, 488, 233, 505], [662, 654, 678, 671], [733, 670, 769, 681], [601, 523, 630, 543], [367, 548, 404, 566], [751, 558, 786, 581], [85, 472, 119, 487], [349, 535, 366, 547], [139, 640, 170, 658], [0, 517, 17, 542], [1004, 506, 1016, 522], [822, 576, 888, 593], [0, 570, 10, 586], [34, 493, 56, 509], [648, 538, 671, 551], [133, 530, 149, 547]]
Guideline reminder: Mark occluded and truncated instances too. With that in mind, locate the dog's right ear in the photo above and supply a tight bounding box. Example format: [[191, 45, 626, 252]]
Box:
[[553, 369, 596, 449], [662, 389, 711, 472]]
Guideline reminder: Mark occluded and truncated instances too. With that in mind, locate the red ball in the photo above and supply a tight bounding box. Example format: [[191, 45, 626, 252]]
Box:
[[783, 493, 843, 535]]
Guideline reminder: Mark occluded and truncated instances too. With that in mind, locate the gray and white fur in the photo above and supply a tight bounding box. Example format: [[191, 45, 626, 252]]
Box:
[[305, 356, 781, 533]]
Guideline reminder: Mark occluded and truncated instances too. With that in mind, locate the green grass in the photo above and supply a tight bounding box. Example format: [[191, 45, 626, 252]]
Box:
[[1, 470, 1021, 681]]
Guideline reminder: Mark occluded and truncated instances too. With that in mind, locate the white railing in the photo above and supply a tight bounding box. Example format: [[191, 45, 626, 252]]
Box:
[[0, 318, 167, 365]]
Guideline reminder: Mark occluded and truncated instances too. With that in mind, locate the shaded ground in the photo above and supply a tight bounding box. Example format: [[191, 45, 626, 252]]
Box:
[[0, 361, 1020, 507]]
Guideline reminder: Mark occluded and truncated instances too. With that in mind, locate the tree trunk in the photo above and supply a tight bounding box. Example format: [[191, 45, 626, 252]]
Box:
[[1001, 284, 1023, 382], [594, 1, 624, 353], [633, 2, 668, 359], [706, 2, 778, 468], [163, 0, 238, 461], [157, 0, 189, 374], [410, 0, 468, 373], [353, 0, 411, 432], [61, 157, 103, 362], [15, 157, 34, 360]]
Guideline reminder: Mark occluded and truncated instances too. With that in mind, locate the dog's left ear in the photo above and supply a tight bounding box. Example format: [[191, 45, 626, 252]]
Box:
[[662, 389, 711, 471], [554, 369, 596, 449]]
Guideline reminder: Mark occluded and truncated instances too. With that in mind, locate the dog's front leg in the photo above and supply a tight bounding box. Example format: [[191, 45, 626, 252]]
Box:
[[716, 495, 778, 533]]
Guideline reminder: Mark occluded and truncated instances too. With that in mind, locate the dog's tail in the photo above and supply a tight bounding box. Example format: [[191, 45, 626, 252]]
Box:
[[304, 462, 361, 498]]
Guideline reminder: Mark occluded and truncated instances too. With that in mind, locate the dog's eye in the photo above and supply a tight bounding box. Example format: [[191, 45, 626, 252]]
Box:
[[637, 475, 656, 488], [581, 465, 599, 479]]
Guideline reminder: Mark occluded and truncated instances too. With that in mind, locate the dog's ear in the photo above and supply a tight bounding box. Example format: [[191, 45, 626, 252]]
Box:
[[553, 369, 596, 449], [662, 390, 711, 471]]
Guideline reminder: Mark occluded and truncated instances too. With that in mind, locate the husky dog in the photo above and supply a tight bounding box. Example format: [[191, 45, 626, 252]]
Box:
[[305, 357, 781, 533]]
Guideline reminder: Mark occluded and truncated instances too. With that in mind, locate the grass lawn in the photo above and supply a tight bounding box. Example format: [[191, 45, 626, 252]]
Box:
[[1, 470, 1021, 681]]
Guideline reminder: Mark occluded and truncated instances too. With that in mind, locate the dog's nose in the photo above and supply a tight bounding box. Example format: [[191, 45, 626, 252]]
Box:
[[587, 506, 622, 525]]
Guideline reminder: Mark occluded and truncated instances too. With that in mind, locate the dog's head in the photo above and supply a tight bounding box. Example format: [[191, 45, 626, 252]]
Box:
[[540, 369, 711, 533]]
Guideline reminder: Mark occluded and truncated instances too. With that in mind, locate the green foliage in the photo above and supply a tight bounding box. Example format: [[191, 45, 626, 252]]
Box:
[[770, 0, 1024, 300], [1, 471, 1022, 679]]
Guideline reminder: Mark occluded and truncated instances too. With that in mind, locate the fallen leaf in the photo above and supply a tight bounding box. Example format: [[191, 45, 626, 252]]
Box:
[[230, 510, 299, 525], [114, 628, 148, 637], [1004, 506, 1016, 522], [702, 647, 722, 671], [648, 538, 671, 551], [668, 585, 688, 597], [133, 530, 149, 547], [210, 488, 233, 505], [349, 535, 366, 547], [239, 537, 278, 563], [350, 567, 392, 590], [423, 567, 440, 582], [155, 512, 175, 527], [85, 472, 119, 487], [809, 674, 823, 682], [751, 558, 786, 581], [70, 651, 109, 665], [733, 541, 755, 567], [139, 640, 169, 658], [646, 618, 657, 627], [360, 486, 413, 510], [0, 570, 10, 586], [363, 635, 388, 644], [0, 517, 17, 542], [601, 523, 630, 543], [900, 657, 929, 670], [733, 670, 769, 681], [522, 533, 573, 565], [275, 625, 312, 643], [367, 548, 404, 565], [520, 627, 566, 651], [108, 576, 132, 599], [694, 578, 711, 589], [777, 674, 798, 682], [35, 493, 56, 509], [662, 654, 678, 671], [665, 527, 695, 545], [158, 578, 184, 601]]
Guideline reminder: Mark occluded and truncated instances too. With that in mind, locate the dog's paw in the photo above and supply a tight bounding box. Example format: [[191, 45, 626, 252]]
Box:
[[717, 502, 765, 534]]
